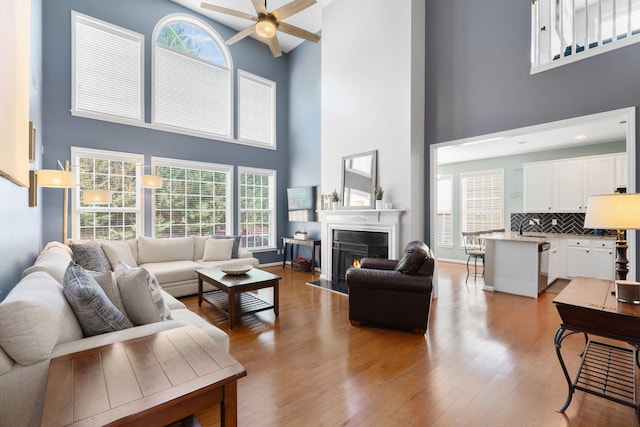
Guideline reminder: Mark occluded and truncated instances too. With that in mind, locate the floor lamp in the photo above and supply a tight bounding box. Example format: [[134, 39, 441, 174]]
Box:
[[584, 193, 640, 281]]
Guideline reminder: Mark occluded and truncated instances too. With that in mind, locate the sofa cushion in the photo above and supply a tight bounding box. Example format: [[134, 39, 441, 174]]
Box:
[[22, 242, 74, 284], [91, 270, 128, 317], [0, 271, 83, 365], [137, 236, 194, 264], [0, 346, 14, 376], [212, 235, 242, 258], [193, 236, 207, 261], [63, 263, 133, 337], [139, 260, 200, 284], [70, 240, 112, 272], [395, 241, 429, 274], [161, 289, 186, 310], [203, 238, 235, 261], [115, 262, 173, 325], [101, 240, 138, 269]]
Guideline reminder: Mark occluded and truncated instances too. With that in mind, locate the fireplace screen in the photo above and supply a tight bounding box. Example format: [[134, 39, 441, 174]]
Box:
[[332, 230, 388, 284]]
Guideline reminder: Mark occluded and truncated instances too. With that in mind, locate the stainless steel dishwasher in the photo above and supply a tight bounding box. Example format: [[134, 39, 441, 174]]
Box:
[[538, 242, 550, 293]]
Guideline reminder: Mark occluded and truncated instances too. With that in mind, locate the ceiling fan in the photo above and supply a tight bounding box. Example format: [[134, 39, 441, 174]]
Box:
[[200, 0, 321, 57]]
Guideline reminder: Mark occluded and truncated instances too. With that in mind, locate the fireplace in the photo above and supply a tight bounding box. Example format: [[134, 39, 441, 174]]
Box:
[[332, 230, 389, 284]]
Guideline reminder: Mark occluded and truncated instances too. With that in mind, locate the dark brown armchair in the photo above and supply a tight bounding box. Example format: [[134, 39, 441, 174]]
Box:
[[345, 241, 435, 334]]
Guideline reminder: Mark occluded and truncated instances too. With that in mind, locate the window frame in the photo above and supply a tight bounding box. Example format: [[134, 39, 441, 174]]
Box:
[[460, 169, 504, 247], [237, 69, 277, 148], [71, 11, 144, 124], [437, 174, 454, 248], [238, 167, 277, 252], [150, 156, 234, 238], [71, 146, 145, 240]]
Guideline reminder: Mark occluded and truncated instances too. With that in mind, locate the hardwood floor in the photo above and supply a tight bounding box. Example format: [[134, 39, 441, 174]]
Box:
[[181, 262, 640, 426]]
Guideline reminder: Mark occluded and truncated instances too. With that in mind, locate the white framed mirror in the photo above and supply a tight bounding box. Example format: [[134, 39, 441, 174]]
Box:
[[341, 150, 377, 209]]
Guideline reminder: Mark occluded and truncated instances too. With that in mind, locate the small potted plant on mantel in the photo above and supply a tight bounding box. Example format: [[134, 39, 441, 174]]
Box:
[[331, 189, 340, 210], [375, 185, 384, 209]]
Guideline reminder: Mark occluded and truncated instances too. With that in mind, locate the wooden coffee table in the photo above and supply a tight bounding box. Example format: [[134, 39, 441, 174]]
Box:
[[197, 268, 280, 329], [40, 325, 246, 427]]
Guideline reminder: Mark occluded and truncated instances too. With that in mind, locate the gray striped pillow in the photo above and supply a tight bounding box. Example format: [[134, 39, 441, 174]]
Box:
[[70, 240, 111, 272]]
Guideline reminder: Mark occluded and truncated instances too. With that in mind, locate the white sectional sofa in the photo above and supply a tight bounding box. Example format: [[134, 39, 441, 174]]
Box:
[[0, 236, 257, 427]]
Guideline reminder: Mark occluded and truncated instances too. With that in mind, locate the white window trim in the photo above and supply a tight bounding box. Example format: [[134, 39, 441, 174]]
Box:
[[437, 174, 454, 248], [237, 69, 277, 148], [70, 146, 145, 240], [150, 156, 234, 238], [531, 0, 640, 74], [71, 11, 144, 124], [238, 166, 277, 252], [151, 14, 233, 140]]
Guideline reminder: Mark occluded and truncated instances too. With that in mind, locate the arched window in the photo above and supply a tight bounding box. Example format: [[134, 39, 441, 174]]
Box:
[[152, 14, 233, 138]]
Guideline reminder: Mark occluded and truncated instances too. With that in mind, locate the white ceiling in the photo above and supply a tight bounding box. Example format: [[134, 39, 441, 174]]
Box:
[[437, 115, 628, 165], [171, 0, 333, 53]]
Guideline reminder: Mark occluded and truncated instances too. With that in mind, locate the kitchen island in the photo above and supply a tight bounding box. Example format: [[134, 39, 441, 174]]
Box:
[[482, 231, 550, 298]]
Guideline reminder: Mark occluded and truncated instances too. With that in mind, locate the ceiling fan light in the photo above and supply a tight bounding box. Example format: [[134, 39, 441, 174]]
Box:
[[256, 19, 276, 38]]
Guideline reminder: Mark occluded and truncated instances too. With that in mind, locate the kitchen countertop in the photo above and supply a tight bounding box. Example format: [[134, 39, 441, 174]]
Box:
[[480, 231, 616, 244]]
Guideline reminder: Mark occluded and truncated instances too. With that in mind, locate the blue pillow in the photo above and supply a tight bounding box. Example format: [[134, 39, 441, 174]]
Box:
[[63, 262, 132, 337]]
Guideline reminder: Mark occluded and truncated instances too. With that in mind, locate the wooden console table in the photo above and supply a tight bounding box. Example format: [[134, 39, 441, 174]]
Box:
[[282, 237, 321, 273], [553, 276, 640, 421], [40, 325, 246, 427]]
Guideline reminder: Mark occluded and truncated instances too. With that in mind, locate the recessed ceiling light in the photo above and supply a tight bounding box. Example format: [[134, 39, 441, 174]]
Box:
[[574, 135, 587, 140]]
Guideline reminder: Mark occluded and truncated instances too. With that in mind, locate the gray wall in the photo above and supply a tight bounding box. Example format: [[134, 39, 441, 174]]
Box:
[[0, 0, 44, 301], [424, 1, 640, 263], [41, 0, 293, 264]]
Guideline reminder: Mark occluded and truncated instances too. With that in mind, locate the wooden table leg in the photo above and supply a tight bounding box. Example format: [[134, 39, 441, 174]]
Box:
[[273, 280, 279, 317], [198, 277, 203, 306], [228, 289, 235, 329], [282, 241, 287, 268], [311, 244, 315, 273], [221, 381, 238, 427]]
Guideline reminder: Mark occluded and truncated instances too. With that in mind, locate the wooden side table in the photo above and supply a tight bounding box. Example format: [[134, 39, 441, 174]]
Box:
[[282, 237, 321, 273], [40, 325, 246, 427]]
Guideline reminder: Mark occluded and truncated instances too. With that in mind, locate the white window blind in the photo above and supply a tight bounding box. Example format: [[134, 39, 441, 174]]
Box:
[[238, 70, 276, 147], [461, 169, 504, 234], [239, 168, 276, 250], [72, 11, 143, 121], [152, 157, 232, 238], [153, 45, 231, 137], [71, 147, 144, 240], [437, 175, 453, 247]]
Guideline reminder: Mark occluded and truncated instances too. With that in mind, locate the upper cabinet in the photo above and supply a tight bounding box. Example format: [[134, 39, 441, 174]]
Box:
[[524, 154, 625, 213]]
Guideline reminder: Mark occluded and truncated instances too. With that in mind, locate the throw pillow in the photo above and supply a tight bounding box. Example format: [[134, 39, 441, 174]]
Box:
[[213, 235, 242, 258], [63, 262, 132, 337], [101, 240, 138, 269], [395, 241, 429, 274], [203, 238, 235, 261], [114, 262, 172, 326], [91, 270, 128, 318], [70, 240, 112, 272]]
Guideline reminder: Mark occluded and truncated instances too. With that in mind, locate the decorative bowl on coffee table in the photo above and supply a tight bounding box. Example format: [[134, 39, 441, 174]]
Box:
[[220, 264, 253, 276]]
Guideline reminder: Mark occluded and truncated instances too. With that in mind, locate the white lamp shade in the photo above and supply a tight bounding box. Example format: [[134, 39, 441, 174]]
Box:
[[141, 174, 163, 188], [81, 189, 112, 204], [37, 169, 74, 188], [584, 194, 640, 230]]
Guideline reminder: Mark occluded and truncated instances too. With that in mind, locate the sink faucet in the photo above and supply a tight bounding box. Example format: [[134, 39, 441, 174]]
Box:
[[519, 217, 528, 235]]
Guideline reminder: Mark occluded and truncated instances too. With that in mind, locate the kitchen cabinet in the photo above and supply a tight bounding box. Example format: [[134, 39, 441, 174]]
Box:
[[566, 238, 614, 280], [584, 156, 616, 201], [553, 160, 584, 211], [547, 238, 565, 284], [523, 163, 553, 212], [615, 154, 627, 189]]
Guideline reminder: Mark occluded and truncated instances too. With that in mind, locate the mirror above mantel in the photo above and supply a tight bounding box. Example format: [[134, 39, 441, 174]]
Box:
[[341, 150, 377, 209]]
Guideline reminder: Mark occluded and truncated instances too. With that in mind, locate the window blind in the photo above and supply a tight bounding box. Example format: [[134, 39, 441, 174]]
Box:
[[238, 70, 275, 146], [461, 170, 504, 234], [239, 168, 276, 250]]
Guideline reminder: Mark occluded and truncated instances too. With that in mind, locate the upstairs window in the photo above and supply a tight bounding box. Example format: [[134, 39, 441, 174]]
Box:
[[238, 70, 276, 147], [153, 14, 232, 138], [71, 11, 144, 122], [532, 0, 640, 73]]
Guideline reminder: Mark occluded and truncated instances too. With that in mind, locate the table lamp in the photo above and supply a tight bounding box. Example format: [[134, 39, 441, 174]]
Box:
[[584, 193, 640, 281]]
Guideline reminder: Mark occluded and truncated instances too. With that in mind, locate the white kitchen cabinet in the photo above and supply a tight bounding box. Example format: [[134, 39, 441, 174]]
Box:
[[566, 238, 614, 280], [523, 163, 553, 212], [553, 160, 584, 211], [584, 156, 616, 201], [614, 154, 628, 189], [547, 238, 566, 284]]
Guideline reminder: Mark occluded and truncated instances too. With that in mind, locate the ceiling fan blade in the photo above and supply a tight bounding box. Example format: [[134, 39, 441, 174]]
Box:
[[200, 2, 258, 21], [277, 22, 320, 42], [251, 0, 267, 15], [226, 24, 257, 45], [267, 35, 282, 57], [272, 0, 316, 21]]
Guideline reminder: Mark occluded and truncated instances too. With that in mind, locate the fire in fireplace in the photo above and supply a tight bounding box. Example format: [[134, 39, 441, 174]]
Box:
[[332, 230, 388, 284]]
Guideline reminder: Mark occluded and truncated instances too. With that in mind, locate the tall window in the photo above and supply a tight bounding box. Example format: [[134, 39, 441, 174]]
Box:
[[238, 70, 276, 147], [72, 147, 144, 240], [239, 168, 276, 250], [437, 175, 453, 247], [532, 0, 640, 72], [460, 169, 504, 236], [152, 15, 232, 138], [152, 158, 232, 238], [71, 11, 144, 122]]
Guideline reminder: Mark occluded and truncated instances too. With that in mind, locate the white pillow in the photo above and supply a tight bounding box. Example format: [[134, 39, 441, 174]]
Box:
[[202, 238, 235, 261], [114, 262, 172, 326], [101, 240, 138, 269]]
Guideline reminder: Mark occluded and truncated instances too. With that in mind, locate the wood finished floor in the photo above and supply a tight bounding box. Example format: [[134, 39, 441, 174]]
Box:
[[181, 262, 640, 426]]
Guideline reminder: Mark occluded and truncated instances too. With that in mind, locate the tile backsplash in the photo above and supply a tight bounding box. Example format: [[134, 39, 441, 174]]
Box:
[[510, 212, 616, 236]]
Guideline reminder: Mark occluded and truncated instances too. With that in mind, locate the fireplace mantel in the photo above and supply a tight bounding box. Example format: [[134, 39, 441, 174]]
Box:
[[317, 209, 404, 281]]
